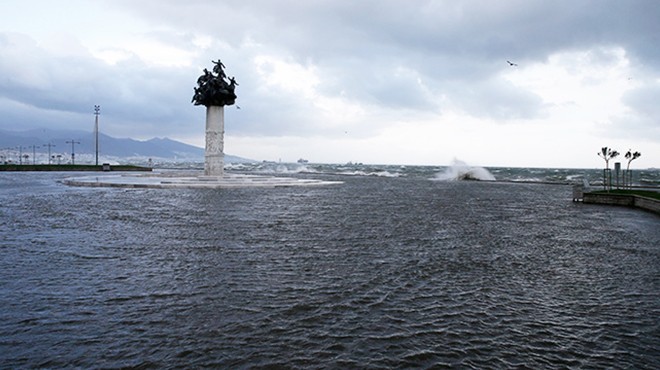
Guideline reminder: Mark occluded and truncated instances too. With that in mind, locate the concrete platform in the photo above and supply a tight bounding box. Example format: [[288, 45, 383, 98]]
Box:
[[62, 171, 343, 189], [582, 191, 660, 215]]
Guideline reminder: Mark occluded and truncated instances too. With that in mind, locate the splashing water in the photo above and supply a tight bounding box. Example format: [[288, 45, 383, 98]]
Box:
[[433, 159, 496, 181]]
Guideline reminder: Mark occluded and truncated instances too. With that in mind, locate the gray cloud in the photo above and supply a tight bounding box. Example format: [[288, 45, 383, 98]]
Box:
[[0, 31, 200, 136], [448, 78, 545, 120], [1, 0, 659, 151], [623, 83, 660, 119], [616, 82, 660, 140]]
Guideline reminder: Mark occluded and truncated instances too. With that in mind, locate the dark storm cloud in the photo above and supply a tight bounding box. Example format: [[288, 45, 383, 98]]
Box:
[[116, 0, 660, 122], [1, 0, 659, 142], [0, 31, 199, 137]]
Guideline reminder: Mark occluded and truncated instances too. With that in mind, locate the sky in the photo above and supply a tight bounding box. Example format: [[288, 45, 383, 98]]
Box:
[[0, 0, 659, 168]]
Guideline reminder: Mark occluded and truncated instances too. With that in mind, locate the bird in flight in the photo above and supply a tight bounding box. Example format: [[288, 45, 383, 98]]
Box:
[[236, 105, 241, 109], [507, 60, 518, 67]]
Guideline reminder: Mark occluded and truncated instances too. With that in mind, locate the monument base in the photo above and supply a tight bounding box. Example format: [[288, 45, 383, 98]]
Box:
[[62, 171, 343, 189], [205, 105, 225, 176], [204, 154, 224, 177]]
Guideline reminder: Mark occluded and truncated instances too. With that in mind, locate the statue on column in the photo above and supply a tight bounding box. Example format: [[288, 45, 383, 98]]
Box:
[[192, 60, 237, 106]]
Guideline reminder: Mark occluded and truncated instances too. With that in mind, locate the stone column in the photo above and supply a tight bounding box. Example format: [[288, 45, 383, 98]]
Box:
[[205, 105, 224, 176]]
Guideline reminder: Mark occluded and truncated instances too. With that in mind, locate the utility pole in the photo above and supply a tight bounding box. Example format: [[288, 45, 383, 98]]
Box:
[[45, 143, 56, 164], [94, 105, 100, 166], [66, 140, 80, 165], [30, 145, 40, 164], [18, 146, 26, 165]]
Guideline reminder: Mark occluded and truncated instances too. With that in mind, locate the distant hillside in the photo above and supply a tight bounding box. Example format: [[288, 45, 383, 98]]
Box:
[[0, 128, 254, 164]]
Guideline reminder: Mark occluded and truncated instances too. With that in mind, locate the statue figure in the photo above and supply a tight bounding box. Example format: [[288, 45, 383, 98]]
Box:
[[192, 59, 237, 107], [212, 59, 226, 78], [197, 68, 212, 86]]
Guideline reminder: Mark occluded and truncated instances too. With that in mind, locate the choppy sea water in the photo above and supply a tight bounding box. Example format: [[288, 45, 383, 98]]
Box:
[[1, 166, 659, 369], [211, 161, 660, 186]]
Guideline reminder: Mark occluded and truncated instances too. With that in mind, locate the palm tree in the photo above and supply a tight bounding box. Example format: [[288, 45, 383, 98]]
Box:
[[624, 150, 641, 188], [597, 147, 619, 190], [597, 147, 619, 169]]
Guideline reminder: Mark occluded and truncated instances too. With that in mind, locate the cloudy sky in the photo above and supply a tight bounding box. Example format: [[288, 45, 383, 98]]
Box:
[[1, 0, 659, 168]]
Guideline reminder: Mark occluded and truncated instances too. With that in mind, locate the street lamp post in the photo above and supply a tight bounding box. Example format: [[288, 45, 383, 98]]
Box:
[[94, 105, 100, 166], [66, 140, 80, 165], [45, 143, 56, 164], [30, 145, 40, 165], [18, 146, 26, 165]]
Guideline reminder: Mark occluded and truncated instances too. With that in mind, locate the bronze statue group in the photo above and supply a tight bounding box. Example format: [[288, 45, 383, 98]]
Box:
[[192, 59, 238, 107]]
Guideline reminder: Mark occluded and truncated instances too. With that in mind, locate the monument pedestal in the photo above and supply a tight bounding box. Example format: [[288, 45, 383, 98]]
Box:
[[205, 105, 224, 176]]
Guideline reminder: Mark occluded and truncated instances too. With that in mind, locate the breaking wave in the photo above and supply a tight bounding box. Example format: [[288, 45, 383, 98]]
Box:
[[433, 159, 496, 181]]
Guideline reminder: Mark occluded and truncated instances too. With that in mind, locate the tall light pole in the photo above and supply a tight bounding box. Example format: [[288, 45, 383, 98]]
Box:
[[45, 143, 56, 164], [18, 146, 26, 165], [30, 145, 39, 164], [94, 105, 100, 166], [66, 140, 80, 165]]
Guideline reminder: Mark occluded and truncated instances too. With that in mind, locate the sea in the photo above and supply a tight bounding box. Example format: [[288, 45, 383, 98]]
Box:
[[1, 163, 659, 369]]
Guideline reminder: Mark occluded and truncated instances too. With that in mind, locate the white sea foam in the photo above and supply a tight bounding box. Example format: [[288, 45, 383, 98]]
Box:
[[249, 163, 318, 174], [225, 163, 249, 170], [336, 170, 401, 177], [370, 171, 401, 177], [566, 174, 583, 181], [433, 159, 496, 181]]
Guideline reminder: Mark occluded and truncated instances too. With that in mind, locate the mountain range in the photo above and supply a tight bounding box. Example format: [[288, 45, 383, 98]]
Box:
[[0, 128, 254, 164]]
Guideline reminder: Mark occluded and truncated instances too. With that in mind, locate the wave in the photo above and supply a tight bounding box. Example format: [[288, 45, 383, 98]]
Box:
[[433, 159, 496, 181], [336, 170, 402, 177]]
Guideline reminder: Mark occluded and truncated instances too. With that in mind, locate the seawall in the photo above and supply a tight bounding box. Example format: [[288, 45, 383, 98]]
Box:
[[0, 164, 152, 172], [583, 193, 660, 215]]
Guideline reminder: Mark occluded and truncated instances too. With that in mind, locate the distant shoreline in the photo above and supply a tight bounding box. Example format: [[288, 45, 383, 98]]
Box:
[[0, 164, 152, 172]]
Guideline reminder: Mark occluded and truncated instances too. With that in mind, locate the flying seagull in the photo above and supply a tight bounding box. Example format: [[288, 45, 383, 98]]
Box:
[[507, 60, 518, 67]]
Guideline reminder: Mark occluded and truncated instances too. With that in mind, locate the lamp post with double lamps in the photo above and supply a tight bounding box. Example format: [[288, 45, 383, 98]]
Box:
[[94, 105, 100, 166]]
